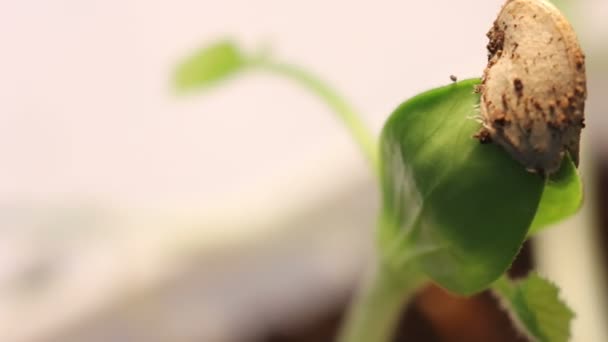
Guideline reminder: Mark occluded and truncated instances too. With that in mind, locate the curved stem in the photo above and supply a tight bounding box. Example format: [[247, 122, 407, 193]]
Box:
[[338, 262, 425, 342], [250, 59, 379, 175], [248, 56, 413, 341]]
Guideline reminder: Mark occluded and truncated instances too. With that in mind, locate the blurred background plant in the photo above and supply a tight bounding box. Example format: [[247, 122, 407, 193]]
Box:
[[1, 0, 607, 341]]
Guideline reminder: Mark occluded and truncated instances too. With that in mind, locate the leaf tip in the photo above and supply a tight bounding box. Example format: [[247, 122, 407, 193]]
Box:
[[173, 40, 246, 92]]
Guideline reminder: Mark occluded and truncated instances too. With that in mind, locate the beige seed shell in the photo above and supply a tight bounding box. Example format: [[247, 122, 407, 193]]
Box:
[[478, 0, 586, 175]]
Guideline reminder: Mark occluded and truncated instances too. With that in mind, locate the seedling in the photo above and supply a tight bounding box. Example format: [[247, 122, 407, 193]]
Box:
[[173, 1, 584, 341]]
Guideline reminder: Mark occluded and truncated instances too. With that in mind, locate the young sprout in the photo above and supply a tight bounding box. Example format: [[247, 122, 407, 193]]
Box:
[[173, 2, 584, 342]]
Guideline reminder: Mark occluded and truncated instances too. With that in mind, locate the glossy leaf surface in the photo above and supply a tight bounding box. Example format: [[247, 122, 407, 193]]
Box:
[[379, 79, 544, 294]]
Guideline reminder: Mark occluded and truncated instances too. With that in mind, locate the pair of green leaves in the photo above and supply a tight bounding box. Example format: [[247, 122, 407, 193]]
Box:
[[379, 79, 582, 295], [379, 79, 579, 342]]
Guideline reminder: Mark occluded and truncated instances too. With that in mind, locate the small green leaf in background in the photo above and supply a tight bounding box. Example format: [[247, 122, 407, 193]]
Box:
[[493, 274, 574, 342], [529, 157, 583, 235], [174, 40, 246, 91], [379, 79, 544, 295]]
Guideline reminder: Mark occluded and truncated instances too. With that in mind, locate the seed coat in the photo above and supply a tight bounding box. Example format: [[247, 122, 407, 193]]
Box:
[[477, 0, 586, 175]]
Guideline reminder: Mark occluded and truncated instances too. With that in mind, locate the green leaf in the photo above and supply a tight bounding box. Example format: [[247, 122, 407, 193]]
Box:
[[174, 40, 246, 91], [492, 274, 574, 342], [379, 79, 544, 295], [529, 156, 583, 235]]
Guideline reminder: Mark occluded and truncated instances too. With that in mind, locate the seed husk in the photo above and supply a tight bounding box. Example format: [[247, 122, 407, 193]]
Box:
[[477, 0, 586, 175]]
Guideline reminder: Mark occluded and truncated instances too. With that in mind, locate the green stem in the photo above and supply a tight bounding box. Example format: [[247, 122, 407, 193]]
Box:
[[338, 262, 425, 342], [249, 54, 410, 341], [491, 274, 514, 299], [250, 59, 379, 175]]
